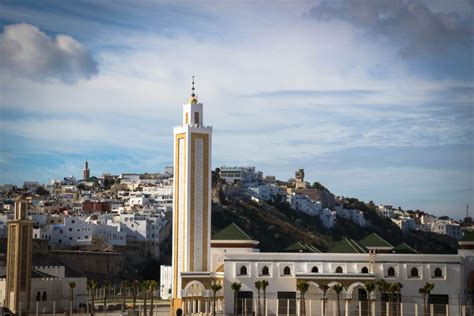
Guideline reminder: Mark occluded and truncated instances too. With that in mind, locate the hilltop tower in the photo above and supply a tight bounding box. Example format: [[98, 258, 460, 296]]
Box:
[[171, 77, 212, 314], [83, 159, 90, 180], [5, 198, 33, 314]]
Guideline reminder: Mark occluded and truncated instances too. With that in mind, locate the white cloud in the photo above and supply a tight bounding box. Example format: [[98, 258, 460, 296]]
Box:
[[0, 23, 98, 82]]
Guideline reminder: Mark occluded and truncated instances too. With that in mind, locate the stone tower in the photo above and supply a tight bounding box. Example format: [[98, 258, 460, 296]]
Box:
[[171, 77, 212, 314], [83, 159, 90, 180], [5, 198, 33, 314]]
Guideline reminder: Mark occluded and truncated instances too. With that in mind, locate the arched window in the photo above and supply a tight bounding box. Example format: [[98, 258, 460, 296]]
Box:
[[361, 266, 369, 274], [434, 268, 443, 278], [240, 266, 248, 276], [335, 266, 343, 273], [311, 266, 319, 273], [388, 267, 395, 277], [411, 267, 419, 278], [262, 266, 269, 276], [42, 291, 47, 301], [283, 266, 291, 275], [36, 291, 41, 301]]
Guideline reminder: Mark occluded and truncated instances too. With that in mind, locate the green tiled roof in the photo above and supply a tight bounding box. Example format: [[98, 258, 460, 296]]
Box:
[[393, 242, 418, 254], [285, 241, 321, 253], [32, 269, 56, 279], [212, 223, 253, 241], [461, 231, 474, 242], [328, 238, 367, 253], [359, 233, 393, 249]]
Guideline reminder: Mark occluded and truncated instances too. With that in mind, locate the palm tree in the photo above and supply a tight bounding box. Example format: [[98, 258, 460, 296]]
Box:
[[149, 280, 157, 316], [297, 280, 309, 316], [418, 283, 434, 316], [391, 282, 403, 316], [332, 284, 344, 316], [210, 282, 223, 316], [87, 280, 97, 316], [320, 284, 330, 316], [132, 280, 140, 312], [121, 280, 129, 313], [69, 282, 76, 314], [142, 280, 150, 316], [231, 282, 242, 316], [261, 280, 269, 315], [255, 280, 263, 316], [103, 281, 110, 312], [364, 282, 376, 315], [376, 279, 389, 315]]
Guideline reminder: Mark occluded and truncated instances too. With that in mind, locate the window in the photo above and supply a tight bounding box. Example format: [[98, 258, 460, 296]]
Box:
[[283, 266, 291, 275], [361, 266, 369, 274], [434, 268, 443, 278], [335, 266, 343, 273], [411, 267, 419, 278], [240, 266, 248, 276], [387, 267, 396, 277], [262, 266, 269, 276], [42, 291, 47, 301], [36, 292, 41, 301], [311, 266, 319, 273], [69, 228, 72, 231]]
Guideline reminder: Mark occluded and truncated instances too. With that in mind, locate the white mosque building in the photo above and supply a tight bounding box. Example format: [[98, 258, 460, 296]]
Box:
[[170, 80, 474, 316]]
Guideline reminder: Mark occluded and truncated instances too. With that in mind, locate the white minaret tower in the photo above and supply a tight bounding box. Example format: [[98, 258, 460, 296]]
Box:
[[171, 77, 212, 312]]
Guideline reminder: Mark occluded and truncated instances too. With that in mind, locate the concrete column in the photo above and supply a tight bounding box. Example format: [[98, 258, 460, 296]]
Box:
[[333, 300, 336, 316], [36, 301, 39, 316], [386, 302, 389, 316], [430, 304, 434, 316], [344, 300, 349, 316], [371, 301, 375, 316], [287, 299, 290, 316], [358, 301, 362, 316], [415, 303, 418, 316], [320, 300, 324, 316], [297, 299, 300, 316], [308, 299, 312, 316], [400, 303, 403, 316], [53, 301, 56, 316], [198, 298, 202, 313], [276, 298, 279, 316], [445, 304, 449, 316]]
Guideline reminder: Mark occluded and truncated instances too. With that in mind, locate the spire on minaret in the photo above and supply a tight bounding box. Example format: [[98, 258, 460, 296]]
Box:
[[188, 75, 198, 104]]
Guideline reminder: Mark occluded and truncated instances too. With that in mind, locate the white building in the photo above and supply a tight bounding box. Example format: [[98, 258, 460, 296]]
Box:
[[335, 205, 367, 227], [248, 184, 285, 203], [377, 204, 395, 218], [219, 166, 262, 185], [430, 220, 463, 240], [160, 265, 172, 299], [392, 216, 417, 233]]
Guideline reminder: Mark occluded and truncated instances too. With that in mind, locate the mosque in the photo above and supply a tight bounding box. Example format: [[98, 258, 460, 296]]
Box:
[[170, 80, 474, 315]]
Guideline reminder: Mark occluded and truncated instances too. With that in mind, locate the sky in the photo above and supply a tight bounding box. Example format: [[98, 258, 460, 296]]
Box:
[[0, 0, 473, 218]]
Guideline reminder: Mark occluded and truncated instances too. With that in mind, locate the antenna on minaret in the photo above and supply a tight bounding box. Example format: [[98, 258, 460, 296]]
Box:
[[467, 204, 470, 218], [191, 75, 195, 97]]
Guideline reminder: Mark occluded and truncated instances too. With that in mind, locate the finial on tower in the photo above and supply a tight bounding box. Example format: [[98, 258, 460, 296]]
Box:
[[188, 76, 198, 104]]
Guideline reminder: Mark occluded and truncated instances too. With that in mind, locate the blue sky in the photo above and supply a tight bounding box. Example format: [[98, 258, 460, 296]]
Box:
[[0, 0, 472, 218]]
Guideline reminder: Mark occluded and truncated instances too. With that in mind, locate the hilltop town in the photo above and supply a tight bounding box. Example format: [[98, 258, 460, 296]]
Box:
[[1, 162, 472, 285]]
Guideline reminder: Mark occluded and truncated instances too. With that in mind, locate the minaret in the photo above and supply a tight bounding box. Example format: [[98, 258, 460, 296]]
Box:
[[5, 198, 33, 314], [83, 159, 90, 180], [171, 77, 212, 313]]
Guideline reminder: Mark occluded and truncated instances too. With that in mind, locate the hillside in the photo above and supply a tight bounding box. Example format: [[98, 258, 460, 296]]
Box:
[[210, 197, 458, 254]]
